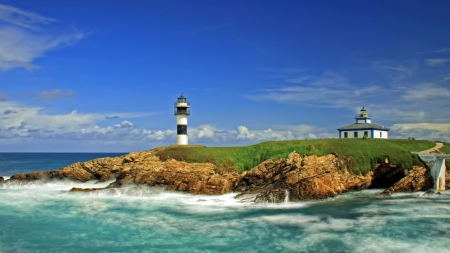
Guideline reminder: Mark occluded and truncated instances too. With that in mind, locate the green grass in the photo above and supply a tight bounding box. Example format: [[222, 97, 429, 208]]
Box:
[[155, 139, 429, 175], [384, 139, 436, 152], [437, 142, 450, 171], [439, 142, 450, 154]]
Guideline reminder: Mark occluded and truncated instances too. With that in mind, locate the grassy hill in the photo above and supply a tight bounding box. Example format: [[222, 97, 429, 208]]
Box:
[[439, 142, 450, 154], [437, 142, 450, 169], [155, 139, 435, 175]]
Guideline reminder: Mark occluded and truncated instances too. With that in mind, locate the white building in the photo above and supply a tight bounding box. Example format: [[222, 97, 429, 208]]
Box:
[[337, 107, 389, 139]]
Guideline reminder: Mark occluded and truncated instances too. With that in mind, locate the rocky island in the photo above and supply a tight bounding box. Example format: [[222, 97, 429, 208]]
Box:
[[4, 139, 449, 202]]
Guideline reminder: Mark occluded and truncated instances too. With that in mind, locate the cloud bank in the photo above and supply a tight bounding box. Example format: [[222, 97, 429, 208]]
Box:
[[390, 123, 450, 141], [1, 97, 449, 151], [0, 99, 330, 151]]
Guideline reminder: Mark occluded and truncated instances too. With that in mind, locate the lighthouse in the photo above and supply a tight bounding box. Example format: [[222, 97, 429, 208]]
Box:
[[337, 107, 389, 139], [174, 93, 190, 145]]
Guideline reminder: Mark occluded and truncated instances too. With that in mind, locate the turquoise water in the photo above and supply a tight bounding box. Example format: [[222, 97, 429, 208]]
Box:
[[0, 153, 126, 177], [1, 154, 450, 252]]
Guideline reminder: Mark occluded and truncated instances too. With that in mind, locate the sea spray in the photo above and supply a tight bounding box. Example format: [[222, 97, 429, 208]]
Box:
[[284, 189, 289, 203], [1, 152, 450, 252], [1, 182, 450, 252]]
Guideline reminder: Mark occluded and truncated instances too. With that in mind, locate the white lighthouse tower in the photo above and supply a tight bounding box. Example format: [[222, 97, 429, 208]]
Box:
[[174, 93, 190, 145]]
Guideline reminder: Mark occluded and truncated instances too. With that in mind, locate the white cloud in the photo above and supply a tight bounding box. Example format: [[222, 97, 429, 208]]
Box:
[[401, 83, 450, 101], [390, 123, 450, 142], [308, 133, 317, 139], [77, 121, 176, 142], [188, 125, 320, 143], [382, 65, 414, 77], [425, 58, 450, 67], [0, 4, 84, 71], [25, 89, 76, 100], [0, 100, 149, 140], [286, 76, 310, 84], [0, 92, 7, 101], [236, 126, 256, 140], [248, 61, 450, 126], [0, 99, 326, 147], [435, 47, 450, 53], [3, 96, 449, 149], [371, 61, 418, 80], [190, 125, 215, 139], [0, 4, 55, 30], [269, 124, 315, 135], [247, 72, 384, 108], [234, 125, 316, 142]]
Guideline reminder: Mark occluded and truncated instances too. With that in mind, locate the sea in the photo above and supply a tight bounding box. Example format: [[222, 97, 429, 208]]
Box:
[[1, 153, 450, 253]]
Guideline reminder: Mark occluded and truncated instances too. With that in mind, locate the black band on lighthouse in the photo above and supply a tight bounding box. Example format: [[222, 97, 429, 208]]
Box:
[[177, 125, 187, 135]]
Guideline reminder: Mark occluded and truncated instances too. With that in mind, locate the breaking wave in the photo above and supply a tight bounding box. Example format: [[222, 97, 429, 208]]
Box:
[[1, 180, 450, 252]]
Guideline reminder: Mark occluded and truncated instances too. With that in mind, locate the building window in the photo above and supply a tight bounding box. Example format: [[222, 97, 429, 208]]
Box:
[[380, 132, 382, 138], [364, 131, 368, 138], [344, 132, 348, 138], [354, 132, 358, 138]]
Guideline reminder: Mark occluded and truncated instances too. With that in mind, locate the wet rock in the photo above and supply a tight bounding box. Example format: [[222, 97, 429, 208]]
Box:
[[381, 166, 433, 196], [10, 171, 50, 181], [8, 148, 434, 202], [254, 188, 288, 203], [446, 171, 450, 189], [0, 176, 4, 185], [8, 149, 241, 196], [108, 159, 241, 195], [70, 187, 105, 192], [421, 189, 439, 196], [236, 152, 373, 203]]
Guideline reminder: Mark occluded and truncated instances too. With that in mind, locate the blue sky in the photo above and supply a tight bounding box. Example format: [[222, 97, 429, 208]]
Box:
[[1, 0, 450, 152]]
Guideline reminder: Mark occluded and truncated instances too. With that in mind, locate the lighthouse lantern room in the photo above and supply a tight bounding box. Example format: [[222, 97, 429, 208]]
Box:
[[174, 93, 190, 145]]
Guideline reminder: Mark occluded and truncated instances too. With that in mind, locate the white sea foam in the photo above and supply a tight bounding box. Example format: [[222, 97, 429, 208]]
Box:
[[261, 214, 322, 227], [2, 183, 450, 252]]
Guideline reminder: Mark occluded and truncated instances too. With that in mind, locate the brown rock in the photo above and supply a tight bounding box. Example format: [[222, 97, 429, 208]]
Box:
[[446, 171, 450, 189], [8, 148, 433, 202], [8, 149, 241, 196], [10, 171, 50, 181], [381, 166, 433, 196], [111, 159, 241, 195], [70, 187, 104, 192], [236, 152, 372, 203]]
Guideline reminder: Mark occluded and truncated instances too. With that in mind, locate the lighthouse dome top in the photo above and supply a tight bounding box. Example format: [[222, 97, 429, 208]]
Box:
[[175, 93, 190, 108]]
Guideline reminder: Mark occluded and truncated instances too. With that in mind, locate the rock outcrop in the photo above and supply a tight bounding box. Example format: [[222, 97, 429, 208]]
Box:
[[8, 149, 240, 195], [105, 158, 241, 195], [7, 149, 441, 201], [235, 152, 373, 202], [380, 166, 433, 195], [447, 171, 450, 189]]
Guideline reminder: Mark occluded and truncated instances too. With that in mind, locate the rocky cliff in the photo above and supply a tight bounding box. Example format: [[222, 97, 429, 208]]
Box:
[[235, 152, 372, 202], [9, 149, 240, 195], [5, 149, 442, 201]]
